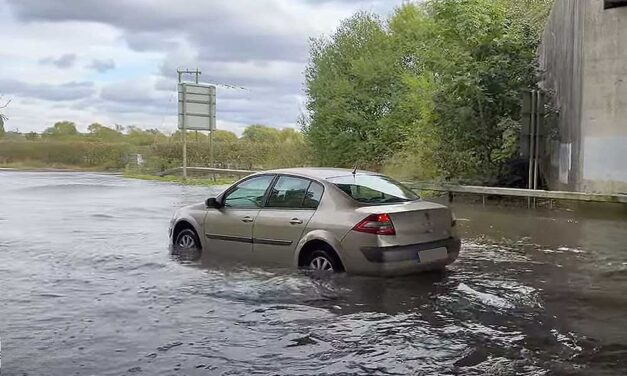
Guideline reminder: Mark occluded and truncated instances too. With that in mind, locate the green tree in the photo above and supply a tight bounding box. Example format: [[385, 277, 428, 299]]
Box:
[[212, 130, 238, 143], [241, 124, 281, 144], [412, 0, 543, 181], [303, 12, 403, 169], [278, 128, 304, 143], [126, 126, 167, 146], [87, 123, 124, 142], [42, 121, 79, 140], [304, 0, 549, 183], [0, 96, 10, 139]]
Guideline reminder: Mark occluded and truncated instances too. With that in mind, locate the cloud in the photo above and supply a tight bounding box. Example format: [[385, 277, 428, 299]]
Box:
[[123, 31, 180, 52], [0, 78, 95, 101], [1, 0, 400, 134], [88, 58, 116, 73], [39, 53, 76, 69], [6, 0, 351, 63]]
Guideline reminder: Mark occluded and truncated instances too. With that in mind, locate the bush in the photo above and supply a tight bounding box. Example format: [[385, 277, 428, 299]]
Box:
[[0, 141, 132, 169], [143, 139, 313, 173], [0, 125, 314, 173]]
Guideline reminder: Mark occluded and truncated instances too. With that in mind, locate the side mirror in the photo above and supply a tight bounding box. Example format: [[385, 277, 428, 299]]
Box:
[[205, 197, 221, 208]]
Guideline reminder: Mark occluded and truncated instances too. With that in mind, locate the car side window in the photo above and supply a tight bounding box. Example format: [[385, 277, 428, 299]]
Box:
[[224, 175, 274, 209], [266, 176, 310, 208], [303, 181, 323, 209]]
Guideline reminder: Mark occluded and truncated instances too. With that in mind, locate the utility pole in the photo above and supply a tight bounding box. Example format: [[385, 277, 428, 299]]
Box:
[[177, 68, 201, 180]]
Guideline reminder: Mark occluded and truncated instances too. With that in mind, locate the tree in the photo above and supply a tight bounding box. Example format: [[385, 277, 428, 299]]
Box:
[[303, 0, 549, 183], [241, 124, 281, 144], [87, 123, 123, 142], [212, 130, 238, 143], [0, 95, 9, 139], [405, 0, 544, 181], [42, 121, 80, 140], [126, 126, 167, 145], [303, 12, 406, 169], [278, 128, 304, 143]]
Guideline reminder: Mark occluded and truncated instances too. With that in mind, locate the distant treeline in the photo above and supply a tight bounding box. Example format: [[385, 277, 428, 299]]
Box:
[[0, 121, 311, 171]]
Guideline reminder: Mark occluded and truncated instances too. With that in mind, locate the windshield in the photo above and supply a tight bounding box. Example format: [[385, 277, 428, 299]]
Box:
[[328, 174, 419, 204]]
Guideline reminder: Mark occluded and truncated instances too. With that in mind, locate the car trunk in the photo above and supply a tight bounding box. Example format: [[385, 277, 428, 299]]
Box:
[[354, 201, 453, 246]]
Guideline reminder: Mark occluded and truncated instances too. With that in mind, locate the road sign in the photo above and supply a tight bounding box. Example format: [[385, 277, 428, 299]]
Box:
[[178, 83, 216, 131]]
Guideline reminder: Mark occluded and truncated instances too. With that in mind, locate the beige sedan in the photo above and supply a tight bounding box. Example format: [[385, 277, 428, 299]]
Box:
[[169, 168, 460, 276]]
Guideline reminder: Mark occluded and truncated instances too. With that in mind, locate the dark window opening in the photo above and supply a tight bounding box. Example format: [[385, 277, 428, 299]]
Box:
[[266, 176, 324, 209], [605, 0, 627, 9], [303, 182, 323, 209]]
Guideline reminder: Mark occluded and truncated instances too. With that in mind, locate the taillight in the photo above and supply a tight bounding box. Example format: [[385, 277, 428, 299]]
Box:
[[353, 213, 396, 235]]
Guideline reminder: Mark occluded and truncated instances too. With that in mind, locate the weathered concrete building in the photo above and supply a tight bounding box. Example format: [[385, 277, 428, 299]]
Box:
[[539, 0, 627, 194]]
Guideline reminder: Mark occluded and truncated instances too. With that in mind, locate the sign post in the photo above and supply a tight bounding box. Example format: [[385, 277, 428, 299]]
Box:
[[177, 70, 216, 180]]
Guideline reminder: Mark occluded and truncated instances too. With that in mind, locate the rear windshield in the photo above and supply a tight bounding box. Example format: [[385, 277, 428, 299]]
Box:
[[327, 174, 419, 204]]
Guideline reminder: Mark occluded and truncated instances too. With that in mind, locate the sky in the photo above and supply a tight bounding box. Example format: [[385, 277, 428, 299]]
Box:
[[0, 0, 401, 135]]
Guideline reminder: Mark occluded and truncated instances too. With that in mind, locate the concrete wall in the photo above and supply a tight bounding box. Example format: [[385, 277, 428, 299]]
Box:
[[539, 0, 585, 192], [540, 0, 627, 194], [580, 0, 627, 193]]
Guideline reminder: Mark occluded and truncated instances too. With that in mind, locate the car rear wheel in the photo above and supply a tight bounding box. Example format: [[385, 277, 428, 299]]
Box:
[[306, 249, 342, 272], [173, 228, 201, 260]]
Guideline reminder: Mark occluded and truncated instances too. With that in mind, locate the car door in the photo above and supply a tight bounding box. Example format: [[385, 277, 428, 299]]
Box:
[[252, 175, 324, 267], [204, 174, 275, 260]]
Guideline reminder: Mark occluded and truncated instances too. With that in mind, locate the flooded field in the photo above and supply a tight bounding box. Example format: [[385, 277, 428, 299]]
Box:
[[0, 170, 626, 375]]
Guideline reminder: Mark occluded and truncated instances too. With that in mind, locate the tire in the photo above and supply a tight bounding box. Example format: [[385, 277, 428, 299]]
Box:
[[173, 228, 201, 260], [304, 248, 343, 272]]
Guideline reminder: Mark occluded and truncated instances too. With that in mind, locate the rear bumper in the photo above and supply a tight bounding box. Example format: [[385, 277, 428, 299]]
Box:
[[352, 237, 461, 276]]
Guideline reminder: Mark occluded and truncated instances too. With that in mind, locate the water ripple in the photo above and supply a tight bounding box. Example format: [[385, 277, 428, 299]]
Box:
[[1, 171, 626, 375]]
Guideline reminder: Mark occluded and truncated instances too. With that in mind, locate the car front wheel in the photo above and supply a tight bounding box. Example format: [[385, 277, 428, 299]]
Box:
[[173, 228, 201, 260]]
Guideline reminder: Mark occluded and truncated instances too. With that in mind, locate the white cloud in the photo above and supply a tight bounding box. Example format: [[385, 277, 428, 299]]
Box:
[[88, 59, 116, 73], [0, 79, 95, 101], [39, 53, 77, 69], [0, 0, 400, 136]]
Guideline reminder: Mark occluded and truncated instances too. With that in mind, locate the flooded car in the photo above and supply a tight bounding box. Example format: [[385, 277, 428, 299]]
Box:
[[169, 168, 460, 275]]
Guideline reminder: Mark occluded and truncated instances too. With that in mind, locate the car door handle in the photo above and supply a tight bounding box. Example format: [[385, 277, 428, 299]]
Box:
[[289, 218, 303, 225], [241, 216, 254, 223]]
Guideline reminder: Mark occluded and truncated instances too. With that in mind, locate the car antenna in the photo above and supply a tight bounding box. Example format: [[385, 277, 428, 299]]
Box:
[[352, 164, 358, 176]]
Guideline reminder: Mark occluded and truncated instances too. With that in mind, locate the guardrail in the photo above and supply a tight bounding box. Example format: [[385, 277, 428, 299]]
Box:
[[405, 182, 627, 204], [158, 166, 256, 177]]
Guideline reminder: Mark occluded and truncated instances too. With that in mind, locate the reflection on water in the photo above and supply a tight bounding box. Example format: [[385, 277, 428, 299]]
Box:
[[0, 171, 626, 375]]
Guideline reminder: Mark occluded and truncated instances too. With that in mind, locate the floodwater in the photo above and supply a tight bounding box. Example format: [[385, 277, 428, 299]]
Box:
[[0, 171, 626, 376]]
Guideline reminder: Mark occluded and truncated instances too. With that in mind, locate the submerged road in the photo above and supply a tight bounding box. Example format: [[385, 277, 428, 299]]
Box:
[[0, 171, 626, 375]]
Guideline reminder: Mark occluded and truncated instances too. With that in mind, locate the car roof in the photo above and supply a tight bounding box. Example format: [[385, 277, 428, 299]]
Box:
[[262, 167, 380, 180]]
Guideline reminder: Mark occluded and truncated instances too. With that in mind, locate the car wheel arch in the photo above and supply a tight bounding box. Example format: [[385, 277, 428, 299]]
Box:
[[295, 233, 347, 272], [172, 220, 202, 248]]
